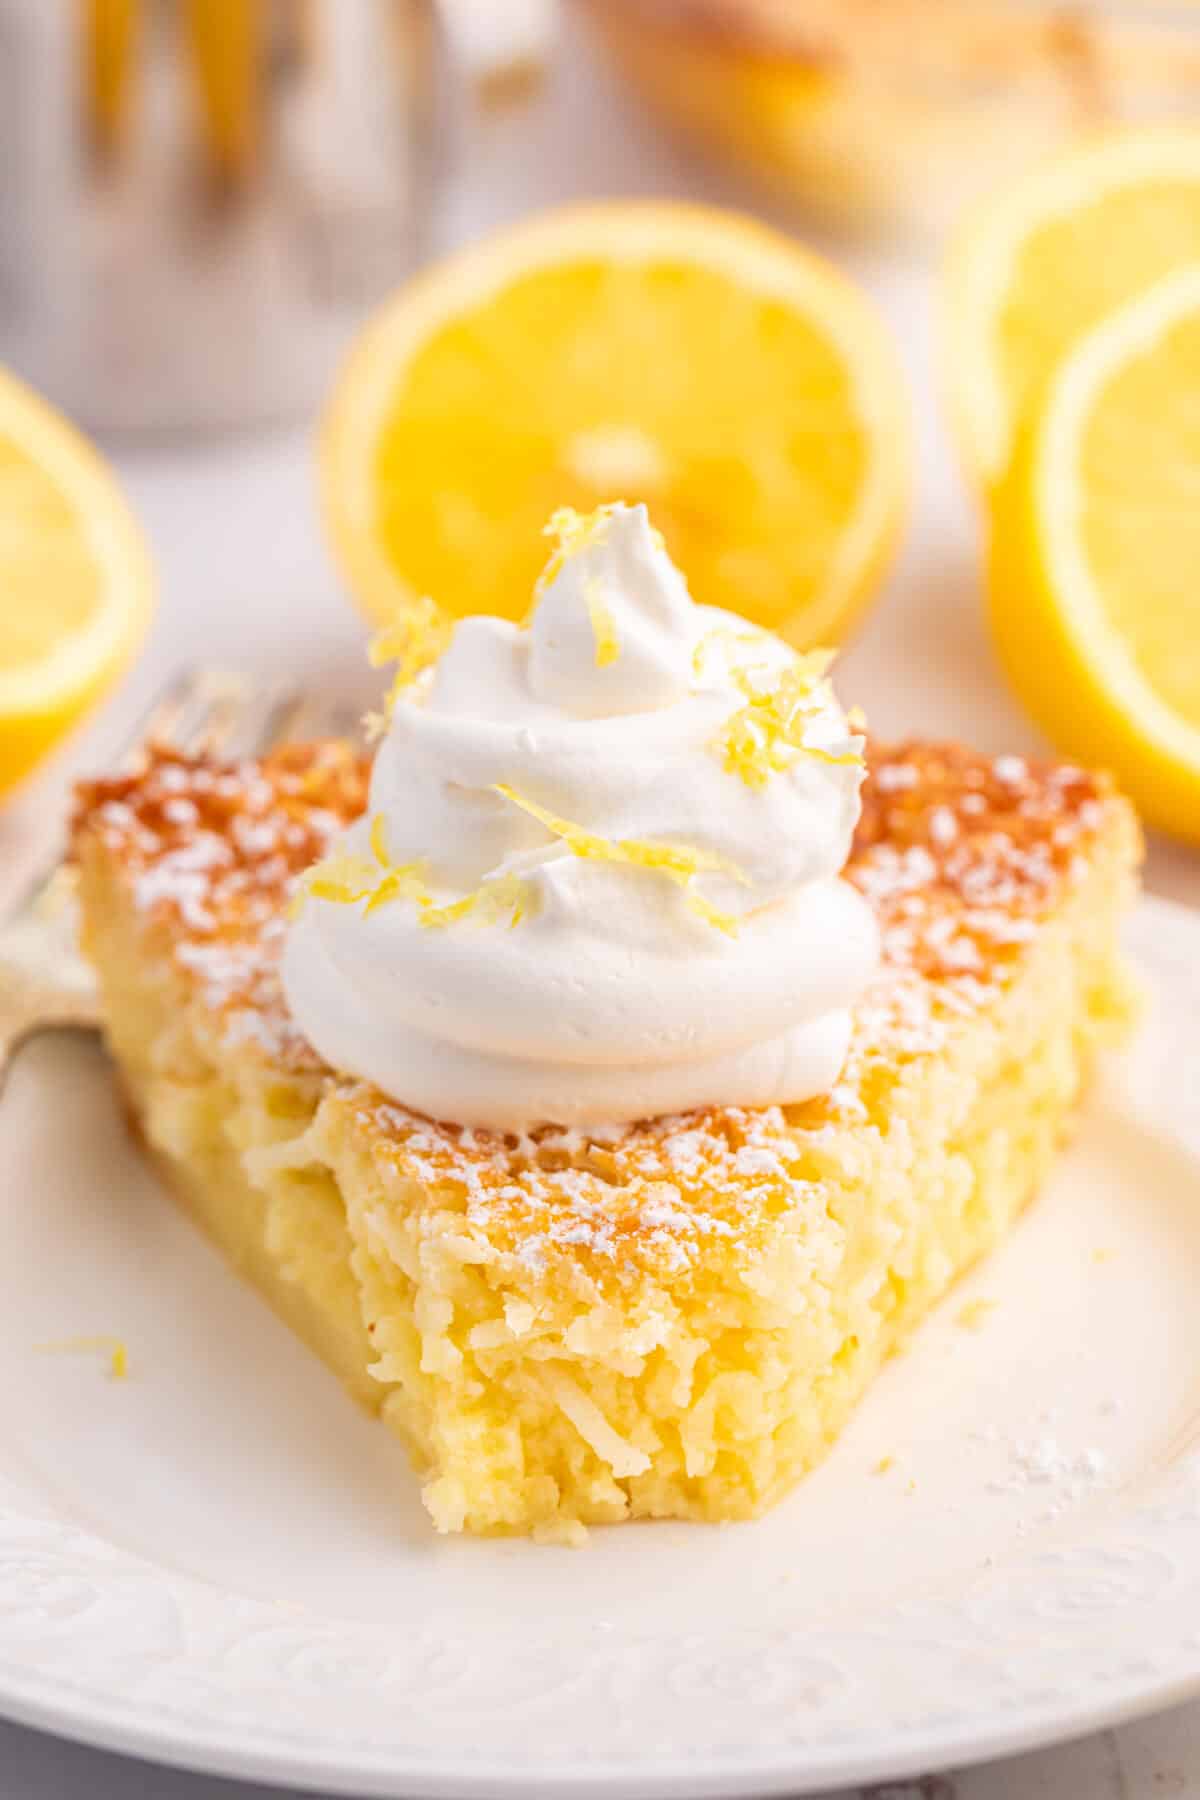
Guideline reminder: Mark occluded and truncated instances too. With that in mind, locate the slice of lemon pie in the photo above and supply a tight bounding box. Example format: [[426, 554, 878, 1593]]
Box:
[[73, 505, 1140, 1541]]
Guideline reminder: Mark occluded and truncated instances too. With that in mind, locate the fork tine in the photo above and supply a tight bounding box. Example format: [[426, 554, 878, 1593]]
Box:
[[137, 670, 305, 763], [118, 671, 348, 765], [106, 666, 239, 768], [3, 669, 307, 927], [0, 670, 200, 925], [223, 682, 308, 760], [271, 693, 366, 745], [263, 691, 317, 745], [163, 669, 254, 756], [324, 699, 369, 743], [109, 668, 206, 765]]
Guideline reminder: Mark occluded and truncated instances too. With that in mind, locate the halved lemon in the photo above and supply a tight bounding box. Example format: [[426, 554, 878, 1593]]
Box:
[[988, 267, 1200, 842], [0, 367, 154, 796], [321, 202, 909, 645], [944, 126, 1200, 487]]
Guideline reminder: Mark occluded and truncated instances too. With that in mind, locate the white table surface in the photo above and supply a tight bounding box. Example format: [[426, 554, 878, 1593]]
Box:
[[1, 18, 1198, 1798]]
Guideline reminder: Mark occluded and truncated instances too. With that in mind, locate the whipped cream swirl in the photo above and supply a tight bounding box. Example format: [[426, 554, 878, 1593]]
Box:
[[283, 504, 878, 1129]]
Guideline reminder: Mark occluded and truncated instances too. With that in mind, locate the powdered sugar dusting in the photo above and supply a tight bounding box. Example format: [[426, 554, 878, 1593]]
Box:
[[838, 740, 1128, 1076], [75, 742, 367, 1069], [349, 1090, 828, 1285], [73, 734, 1132, 1276]]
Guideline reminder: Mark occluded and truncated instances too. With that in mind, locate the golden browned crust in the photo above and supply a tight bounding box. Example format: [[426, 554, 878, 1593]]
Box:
[[72, 734, 1140, 1293], [72, 733, 1137, 1117], [852, 739, 1117, 976], [74, 739, 368, 1070]]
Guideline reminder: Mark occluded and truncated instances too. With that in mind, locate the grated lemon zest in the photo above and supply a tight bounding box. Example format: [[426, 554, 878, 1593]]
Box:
[[691, 624, 773, 679], [734, 647, 837, 692], [535, 503, 620, 598], [303, 822, 527, 929], [418, 894, 475, 929], [686, 891, 740, 937], [804, 743, 863, 768], [527, 503, 663, 624], [369, 595, 454, 713], [584, 576, 620, 668], [493, 785, 747, 886], [847, 704, 869, 732], [715, 650, 862, 789], [420, 873, 530, 932], [493, 784, 747, 933], [364, 863, 431, 916], [306, 852, 379, 904]]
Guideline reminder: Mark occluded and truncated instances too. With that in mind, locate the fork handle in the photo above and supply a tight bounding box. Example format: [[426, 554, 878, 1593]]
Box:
[[0, 951, 101, 1090]]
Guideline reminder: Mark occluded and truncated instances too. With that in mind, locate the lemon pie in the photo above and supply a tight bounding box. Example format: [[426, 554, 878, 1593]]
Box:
[[72, 508, 1139, 1541], [73, 735, 1137, 1540]]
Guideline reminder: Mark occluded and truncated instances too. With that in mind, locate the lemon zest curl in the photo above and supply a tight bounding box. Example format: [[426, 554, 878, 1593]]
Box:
[[584, 576, 620, 668], [714, 650, 862, 789], [369, 596, 454, 716], [493, 784, 746, 935], [300, 812, 529, 931], [532, 504, 620, 608]]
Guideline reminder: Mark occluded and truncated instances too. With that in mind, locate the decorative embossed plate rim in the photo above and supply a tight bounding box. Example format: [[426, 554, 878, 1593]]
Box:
[[0, 896, 1197, 1800]]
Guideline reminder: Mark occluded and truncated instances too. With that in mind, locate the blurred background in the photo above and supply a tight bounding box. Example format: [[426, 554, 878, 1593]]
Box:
[[0, 0, 1197, 903], [6, 0, 1200, 432]]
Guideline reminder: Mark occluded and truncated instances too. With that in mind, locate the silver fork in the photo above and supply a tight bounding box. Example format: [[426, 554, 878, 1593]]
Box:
[[0, 668, 362, 1093]]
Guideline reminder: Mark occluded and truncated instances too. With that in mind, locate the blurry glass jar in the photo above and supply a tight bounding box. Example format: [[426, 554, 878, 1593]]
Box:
[[586, 0, 1200, 242], [0, 0, 448, 434]]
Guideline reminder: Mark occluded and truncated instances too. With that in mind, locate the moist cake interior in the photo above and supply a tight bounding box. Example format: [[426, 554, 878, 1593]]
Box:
[[73, 739, 1140, 1540]]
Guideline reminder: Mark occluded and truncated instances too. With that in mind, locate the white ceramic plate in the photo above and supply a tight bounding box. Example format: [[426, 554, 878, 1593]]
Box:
[[0, 895, 1198, 1800]]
